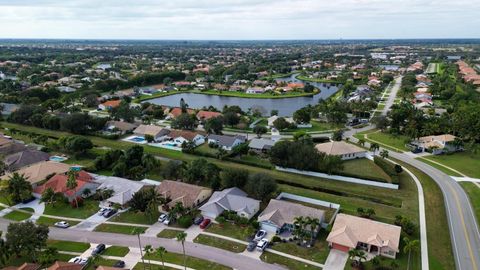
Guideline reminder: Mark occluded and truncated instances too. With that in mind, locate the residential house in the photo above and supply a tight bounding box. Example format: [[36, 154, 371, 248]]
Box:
[[207, 134, 246, 151], [411, 134, 460, 154], [0, 136, 27, 156], [165, 129, 206, 146], [258, 199, 325, 235], [2, 263, 40, 270], [4, 149, 50, 171], [1, 161, 72, 187], [196, 110, 222, 122], [98, 100, 121, 111], [94, 175, 152, 207], [246, 87, 266, 94], [347, 85, 373, 102], [0, 103, 19, 115], [47, 262, 82, 270], [248, 138, 276, 153], [133, 124, 170, 141], [155, 180, 212, 209], [34, 170, 99, 201], [327, 213, 401, 259], [314, 141, 367, 160], [104, 120, 139, 135], [267, 115, 295, 128], [199, 187, 260, 219], [167, 107, 195, 119]]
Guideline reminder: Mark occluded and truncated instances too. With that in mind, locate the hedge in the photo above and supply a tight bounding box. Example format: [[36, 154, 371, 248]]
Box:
[[374, 156, 400, 185]]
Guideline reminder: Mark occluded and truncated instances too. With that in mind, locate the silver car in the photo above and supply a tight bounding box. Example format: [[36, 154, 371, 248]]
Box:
[[54, 221, 70, 228]]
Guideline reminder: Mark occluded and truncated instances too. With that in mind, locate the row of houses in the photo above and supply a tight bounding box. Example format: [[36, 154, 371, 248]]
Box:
[[457, 60, 480, 86]]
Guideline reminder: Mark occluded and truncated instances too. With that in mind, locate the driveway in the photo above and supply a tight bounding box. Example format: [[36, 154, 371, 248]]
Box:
[[323, 249, 348, 270], [14, 198, 45, 216], [72, 211, 109, 231]]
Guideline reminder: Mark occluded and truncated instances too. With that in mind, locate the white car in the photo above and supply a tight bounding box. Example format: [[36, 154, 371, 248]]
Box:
[[68, 257, 88, 265], [98, 208, 109, 216], [54, 221, 70, 228], [158, 213, 168, 223], [256, 238, 269, 251], [254, 230, 267, 241], [163, 217, 171, 225]]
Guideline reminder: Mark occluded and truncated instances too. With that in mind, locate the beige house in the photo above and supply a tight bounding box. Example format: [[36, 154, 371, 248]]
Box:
[[155, 180, 212, 209], [327, 214, 401, 258], [1, 161, 72, 187], [133, 124, 169, 141], [315, 141, 367, 160], [412, 134, 460, 155]]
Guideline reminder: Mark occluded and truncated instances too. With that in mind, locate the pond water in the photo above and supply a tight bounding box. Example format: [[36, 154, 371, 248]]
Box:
[[145, 74, 340, 116]]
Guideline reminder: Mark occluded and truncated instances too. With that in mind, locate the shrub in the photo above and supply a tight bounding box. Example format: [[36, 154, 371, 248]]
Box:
[[272, 236, 282, 243], [374, 156, 400, 184], [177, 215, 193, 228]]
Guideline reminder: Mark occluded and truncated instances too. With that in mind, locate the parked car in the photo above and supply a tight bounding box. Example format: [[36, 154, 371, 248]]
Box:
[[98, 208, 109, 216], [92, 243, 106, 255], [411, 147, 422, 154], [54, 221, 70, 228], [21, 197, 36, 204], [113, 260, 125, 268], [254, 230, 267, 241], [247, 241, 257, 252], [199, 218, 211, 229], [163, 217, 171, 225], [193, 216, 204, 225], [103, 209, 117, 218], [158, 213, 168, 223], [256, 238, 269, 251], [68, 257, 88, 265]]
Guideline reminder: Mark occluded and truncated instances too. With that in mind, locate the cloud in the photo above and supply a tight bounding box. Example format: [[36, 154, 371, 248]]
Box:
[[0, 0, 478, 39]]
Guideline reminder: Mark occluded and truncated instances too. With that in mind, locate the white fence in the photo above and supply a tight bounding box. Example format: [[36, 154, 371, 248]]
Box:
[[276, 166, 399, 190]]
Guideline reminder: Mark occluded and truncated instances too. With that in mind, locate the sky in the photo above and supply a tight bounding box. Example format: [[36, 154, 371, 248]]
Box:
[[0, 0, 479, 40]]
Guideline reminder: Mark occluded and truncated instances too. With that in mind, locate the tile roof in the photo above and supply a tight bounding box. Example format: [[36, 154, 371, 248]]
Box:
[[101, 100, 122, 108], [5, 149, 50, 171], [156, 180, 211, 208], [199, 187, 260, 216], [1, 161, 71, 184], [34, 170, 94, 196], [196, 110, 222, 120], [314, 141, 366, 156], [258, 199, 325, 227], [47, 262, 82, 270], [207, 134, 246, 147]]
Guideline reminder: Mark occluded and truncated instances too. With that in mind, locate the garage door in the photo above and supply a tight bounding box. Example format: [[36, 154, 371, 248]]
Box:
[[332, 243, 350, 252]]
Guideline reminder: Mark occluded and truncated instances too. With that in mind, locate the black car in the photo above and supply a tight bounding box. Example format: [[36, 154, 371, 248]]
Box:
[[411, 147, 422, 154], [92, 244, 106, 255], [103, 209, 117, 218], [193, 216, 204, 225], [247, 241, 257, 252], [113, 260, 125, 268], [21, 196, 35, 204]]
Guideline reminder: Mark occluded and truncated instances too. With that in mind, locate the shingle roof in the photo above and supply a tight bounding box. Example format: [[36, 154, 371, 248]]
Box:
[[5, 149, 50, 171], [105, 121, 138, 132], [133, 124, 166, 137], [248, 138, 276, 150], [314, 141, 366, 156], [258, 199, 325, 227], [208, 134, 246, 148], [156, 180, 211, 208], [199, 187, 260, 216]]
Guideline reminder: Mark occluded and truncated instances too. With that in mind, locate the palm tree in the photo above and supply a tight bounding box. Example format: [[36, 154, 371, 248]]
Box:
[[358, 139, 365, 147], [143, 244, 154, 270], [176, 232, 188, 270], [133, 227, 146, 270], [348, 249, 367, 269], [308, 218, 320, 244], [370, 143, 380, 154], [66, 170, 78, 207], [403, 237, 420, 270], [40, 187, 57, 207], [155, 246, 167, 269], [7, 172, 32, 203], [380, 149, 389, 159], [293, 216, 306, 244]]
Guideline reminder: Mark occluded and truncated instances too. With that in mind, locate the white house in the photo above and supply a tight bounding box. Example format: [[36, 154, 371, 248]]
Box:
[[411, 134, 460, 155], [199, 187, 260, 219], [167, 130, 206, 146], [207, 134, 246, 151], [315, 141, 367, 160]]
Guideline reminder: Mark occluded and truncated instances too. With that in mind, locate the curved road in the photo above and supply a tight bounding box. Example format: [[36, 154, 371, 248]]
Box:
[[346, 77, 480, 270], [0, 218, 285, 270]]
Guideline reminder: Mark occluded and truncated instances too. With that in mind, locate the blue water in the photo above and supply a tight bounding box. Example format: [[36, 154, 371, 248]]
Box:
[[130, 136, 146, 142], [50, 156, 67, 162]]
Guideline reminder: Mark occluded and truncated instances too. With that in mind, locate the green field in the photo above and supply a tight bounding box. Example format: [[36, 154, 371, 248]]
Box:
[[103, 246, 130, 257], [341, 158, 392, 182], [416, 157, 463, 177], [193, 234, 246, 253], [44, 199, 99, 219], [270, 232, 329, 264], [423, 151, 480, 178], [110, 210, 159, 225], [36, 216, 81, 227], [145, 251, 232, 270], [3, 207, 34, 221], [260, 251, 320, 270], [157, 229, 184, 239], [205, 223, 256, 242], [94, 224, 147, 235], [47, 240, 90, 253], [459, 182, 480, 227]]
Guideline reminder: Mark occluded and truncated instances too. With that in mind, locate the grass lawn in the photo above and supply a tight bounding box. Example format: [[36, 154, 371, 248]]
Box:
[[94, 223, 147, 235], [416, 157, 463, 177], [366, 131, 410, 152], [345, 251, 419, 270], [36, 216, 80, 227], [260, 251, 321, 270], [85, 258, 118, 270], [3, 207, 34, 221], [195, 143, 220, 156], [459, 182, 480, 227], [5, 253, 74, 267], [47, 240, 90, 253], [157, 229, 183, 239], [422, 151, 480, 178], [103, 246, 130, 257], [236, 154, 273, 168], [393, 159, 454, 270], [110, 210, 159, 225], [340, 158, 392, 183], [205, 222, 256, 242], [132, 263, 181, 270], [270, 232, 329, 264], [282, 121, 342, 134], [193, 234, 246, 253], [0, 189, 13, 206], [145, 251, 232, 270], [44, 199, 99, 219]]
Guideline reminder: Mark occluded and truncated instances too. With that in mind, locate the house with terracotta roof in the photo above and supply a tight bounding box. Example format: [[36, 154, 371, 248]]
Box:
[[167, 107, 195, 119], [34, 170, 99, 201], [411, 134, 460, 155], [1, 161, 72, 186], [315, 141, 367, 160], [2, 262, 40, 270], [47, 261, 82, 270], [98, 100, 122, 110], [258, 199, 325, 235], [327, 213, 401, 258], [196, 110, 222, 122], [155, 180, 212, 209]]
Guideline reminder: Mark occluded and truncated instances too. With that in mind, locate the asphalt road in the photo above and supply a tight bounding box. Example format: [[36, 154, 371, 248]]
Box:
[[0, 218, 285, 270]]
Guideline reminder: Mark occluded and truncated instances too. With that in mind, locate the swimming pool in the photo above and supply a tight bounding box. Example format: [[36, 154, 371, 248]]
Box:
[[50, 156, 67, 162], [129, 136, 146, 142]]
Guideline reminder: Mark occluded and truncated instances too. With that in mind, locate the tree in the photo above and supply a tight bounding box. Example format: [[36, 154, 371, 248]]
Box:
[[270, 110, 279, 116], [176, 232, 188, 270], [253, 125, 268, 138], [348, 249, 367, 269], [221, 168, 249, 189], [293, 216, 306, 244], [38, 247, 58, 266], [372, 116, 389, 131], [308, 218, 320, 244], [66, 170, 79, 207], [204, 116, 224, 134], [111, 101, 140, 122], [60, 136, 93, 156], [273, 117, 291, 131], [146, 200, 160, 224], [142, 153, 160, 173], [293, 130, 311, 142], [171, 113, 196, 130], [133, 227, 146, 270], [143, 245, 154, 270], [155, 246, 167, 269], [380, 149, 389, 159], [7, 173, 32, 203], [293, 107, 311, 124], [358, 139, 365, 146], [403, 237, 420, 270], [6, 221, 49, 260], [162, 160, 183, 180], [0, 231, 10, 268], [145, 134, 155, 143], [321, 155, 344, 175], [245, 173, 277, 200], [370, 143, 380, 154], [223, 111, 240, 127], [332, 130, 343, 141], [40, 187, 58, 207]]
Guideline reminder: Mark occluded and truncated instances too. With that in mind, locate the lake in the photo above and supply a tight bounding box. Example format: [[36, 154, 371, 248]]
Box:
[[145, 74, 340, 116]]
